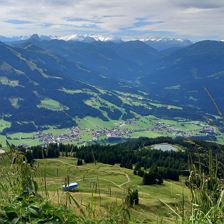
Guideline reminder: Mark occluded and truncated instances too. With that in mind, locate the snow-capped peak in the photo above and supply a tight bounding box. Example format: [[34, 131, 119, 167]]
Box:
[[58, 34, 94, 42], [137, 37, 192, 50], [0, 34, 57, 43], [58, 34, 122, 43], [0, 34, 191, 49], [138, 37, 188, 43]]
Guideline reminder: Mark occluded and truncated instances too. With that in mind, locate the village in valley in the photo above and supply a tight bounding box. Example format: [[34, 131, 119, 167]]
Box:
[[33, 118, 217, 146]]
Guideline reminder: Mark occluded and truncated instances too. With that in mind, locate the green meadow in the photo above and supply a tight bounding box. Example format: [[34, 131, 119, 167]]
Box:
[[36, 157, 190, 223], [0, 119, 11, 132], [37, 98, 69, 111]]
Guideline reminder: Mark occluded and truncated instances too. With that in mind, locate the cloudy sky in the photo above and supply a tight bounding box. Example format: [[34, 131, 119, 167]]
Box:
[[0, 0, 223, 40]]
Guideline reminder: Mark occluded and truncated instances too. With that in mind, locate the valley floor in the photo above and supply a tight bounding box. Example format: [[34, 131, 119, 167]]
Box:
[[1, 115, 223, 147]]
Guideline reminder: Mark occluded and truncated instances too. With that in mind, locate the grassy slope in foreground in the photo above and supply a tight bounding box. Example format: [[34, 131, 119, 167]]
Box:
[[36, 157, 190, 223]]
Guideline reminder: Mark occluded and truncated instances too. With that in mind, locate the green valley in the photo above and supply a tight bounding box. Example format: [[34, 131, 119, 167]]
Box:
[[0, 115, 223, 147], [0, 2, 224, 223]]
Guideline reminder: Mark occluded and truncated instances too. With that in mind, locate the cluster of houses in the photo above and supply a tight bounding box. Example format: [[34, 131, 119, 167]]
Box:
[[151, 121, 217, 137], [91, 127, 133, 140], [151, 122, 188, 136], [34, 120, 138, 144], [29, 119, 218, 145], [36, 127, 81, 144], [200, 127, 217, 136]]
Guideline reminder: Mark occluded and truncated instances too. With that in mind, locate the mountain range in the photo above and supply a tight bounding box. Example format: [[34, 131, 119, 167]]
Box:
[[0, 34, 192, 50], [0, 35, 223, 133]]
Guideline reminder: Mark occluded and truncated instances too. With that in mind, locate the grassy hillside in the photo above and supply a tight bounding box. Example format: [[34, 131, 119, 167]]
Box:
[[1, 154, 190, 223], [0, 139, 223, 223]]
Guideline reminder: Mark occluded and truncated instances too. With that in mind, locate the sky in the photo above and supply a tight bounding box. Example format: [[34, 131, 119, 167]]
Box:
[[0, 0, 223, 40]]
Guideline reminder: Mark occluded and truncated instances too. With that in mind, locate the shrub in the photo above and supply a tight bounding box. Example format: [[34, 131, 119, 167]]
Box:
[[125, 187, 139, 207]]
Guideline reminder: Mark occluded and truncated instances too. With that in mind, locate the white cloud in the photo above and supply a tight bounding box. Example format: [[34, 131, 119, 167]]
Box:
[[0, 0, 223, 40]]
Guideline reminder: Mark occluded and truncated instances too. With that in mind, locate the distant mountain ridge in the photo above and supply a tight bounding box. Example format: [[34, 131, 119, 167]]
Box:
[[0, 34, 193, 50], [0, 36, 224, 133], [143, 38, 192, 50], [0, 39, 184, 133], [142, 40, 224, 114], [0, 34, 53, 43]]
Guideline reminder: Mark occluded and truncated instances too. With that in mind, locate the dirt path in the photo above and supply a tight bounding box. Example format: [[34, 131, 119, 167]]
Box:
[[40, 159, 131, 189], [119, 173, 130, 187]]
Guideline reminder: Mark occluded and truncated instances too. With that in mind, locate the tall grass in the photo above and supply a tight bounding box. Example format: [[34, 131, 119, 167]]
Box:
[[0, 145, 223, 223], [0, 149, 136, 223], [184, 151, 224, 223], [162, 151, 224, 224]]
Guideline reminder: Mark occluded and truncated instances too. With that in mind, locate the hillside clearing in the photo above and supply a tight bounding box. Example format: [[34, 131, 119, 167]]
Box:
[[36, 157, 190, 223]]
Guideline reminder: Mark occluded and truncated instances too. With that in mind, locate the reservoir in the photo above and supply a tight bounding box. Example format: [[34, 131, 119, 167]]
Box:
[[152, 143, 178, 152]]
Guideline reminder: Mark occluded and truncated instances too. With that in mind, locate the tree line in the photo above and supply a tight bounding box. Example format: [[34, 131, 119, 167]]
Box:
[[17, 137, 224, 184]]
